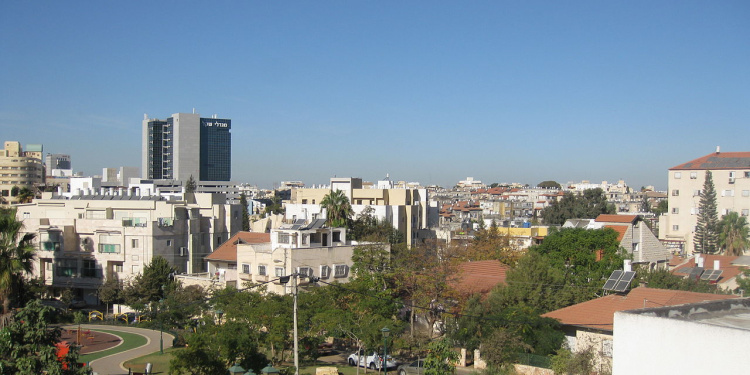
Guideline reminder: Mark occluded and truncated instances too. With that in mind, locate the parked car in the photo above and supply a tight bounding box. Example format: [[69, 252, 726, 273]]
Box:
[[69, 298, 86, 309], [397, 359, 425, 375], [348, 350, 398, 370]]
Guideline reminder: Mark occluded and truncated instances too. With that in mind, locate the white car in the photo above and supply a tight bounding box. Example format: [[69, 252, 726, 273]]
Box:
[[348, 350, 398, 370]]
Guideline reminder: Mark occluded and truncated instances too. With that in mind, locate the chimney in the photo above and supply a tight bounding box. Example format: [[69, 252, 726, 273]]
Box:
[[716, 146, 721, 154], [714, 260, 720, 270], [624, 259, 632, 272]]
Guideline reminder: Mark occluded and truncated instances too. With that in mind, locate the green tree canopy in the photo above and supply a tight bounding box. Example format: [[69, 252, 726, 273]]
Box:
[[185, 175, 197, 193], [240, 193, 251, 231], [541, 188, 615, 225], [121, 256, 178, 311], [0, 300, 90, 374], [695, 170, 719, 254], [537, 181, 562, 189], [717, 211, 749, 256], [424, 338, 458, 375], [320, 189, 353, 228], [0, 208, 36, 314]]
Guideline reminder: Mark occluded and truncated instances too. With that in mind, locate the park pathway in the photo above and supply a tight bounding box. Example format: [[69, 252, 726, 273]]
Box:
[[74, 324, 174, 375]]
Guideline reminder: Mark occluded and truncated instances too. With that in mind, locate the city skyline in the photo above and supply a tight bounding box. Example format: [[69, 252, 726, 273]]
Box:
[[1, 1, 748, 190]]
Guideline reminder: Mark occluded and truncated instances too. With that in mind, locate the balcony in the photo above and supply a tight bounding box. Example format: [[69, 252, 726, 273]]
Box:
[[41, 241, 61, 251], [98, 244, 121, 254], [157, 217, 174, 227], [122, 218, 148, 227]]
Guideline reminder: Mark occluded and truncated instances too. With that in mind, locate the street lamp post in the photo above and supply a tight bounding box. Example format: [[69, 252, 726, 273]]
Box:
[[159, 298, 164, 354], [381, 327, 390, 375]]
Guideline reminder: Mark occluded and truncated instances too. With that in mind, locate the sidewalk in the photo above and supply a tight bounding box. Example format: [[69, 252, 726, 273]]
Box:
[[76, 324, 174, 375]]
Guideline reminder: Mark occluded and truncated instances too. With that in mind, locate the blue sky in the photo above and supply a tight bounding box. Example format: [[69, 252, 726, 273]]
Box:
[[1, 1, 748, 190]]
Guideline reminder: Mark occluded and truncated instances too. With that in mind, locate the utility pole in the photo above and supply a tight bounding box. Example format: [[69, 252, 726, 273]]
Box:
[[293, 273, 299, 375]]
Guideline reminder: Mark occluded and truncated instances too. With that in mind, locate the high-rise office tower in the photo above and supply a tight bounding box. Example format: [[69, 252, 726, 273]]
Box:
[[46, 153, 72, 177], [142, 113, 231, 182]]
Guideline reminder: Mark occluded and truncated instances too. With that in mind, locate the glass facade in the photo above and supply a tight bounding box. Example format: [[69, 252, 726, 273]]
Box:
[[199, 118, 231, 181], [146, 119, 171, 179]]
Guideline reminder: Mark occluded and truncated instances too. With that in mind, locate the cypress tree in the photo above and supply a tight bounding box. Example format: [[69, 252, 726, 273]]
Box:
[[694, 170, 719, 254], [240, 193, 250, 231]]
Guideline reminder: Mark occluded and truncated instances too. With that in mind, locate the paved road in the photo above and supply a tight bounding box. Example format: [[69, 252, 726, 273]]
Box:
[[74, 324, 174, 375]]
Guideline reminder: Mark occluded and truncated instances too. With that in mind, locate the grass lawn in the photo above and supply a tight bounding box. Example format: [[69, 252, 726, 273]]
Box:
[[78, 329, 148, 363], [122, 347, 177, 374]]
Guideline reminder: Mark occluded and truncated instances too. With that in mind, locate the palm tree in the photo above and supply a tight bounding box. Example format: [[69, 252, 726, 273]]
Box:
[[0, 209, 36, 314], [320, 189, 353, 228], [718, 211, 750, 256], [15, 186, 36, 203]]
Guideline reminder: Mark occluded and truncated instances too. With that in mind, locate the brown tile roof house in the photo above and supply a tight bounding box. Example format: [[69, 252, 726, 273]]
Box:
[[671, 254, 747, 289], [542, 287, 737, 332], [595, 214, 671, 267], [450, 260, 509, 297], [595, 214, 638, 224], [669, 151, 750, 170], [205, 232, 271, 262]]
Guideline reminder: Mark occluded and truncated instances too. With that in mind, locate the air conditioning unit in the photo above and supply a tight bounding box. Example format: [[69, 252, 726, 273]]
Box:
[[179, 247, 188, 256]]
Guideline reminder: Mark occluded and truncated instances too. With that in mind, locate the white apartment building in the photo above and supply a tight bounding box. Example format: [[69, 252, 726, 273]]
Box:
[[17, 191, 241, 305], [202, 220, 358, 295], [659, 149, 750, 255], [285, 177, 437, 247]]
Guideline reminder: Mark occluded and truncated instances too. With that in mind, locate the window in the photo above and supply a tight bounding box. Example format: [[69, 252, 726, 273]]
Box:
[[672, 225, 679, 231], [742, 209, 749, 217], [40, 232, 62, 251], [242, 263, 251, 274], [56, 259, 77, 277], [132, 239, 139, 248], [320, 265, 331, 279], [743, 190, 750, 197], [278, 233, 291, 244], [298, 267, 313, 277], [23, 211, 30, 219], [672, 208, 679, 214], [632, 243, 640, 252], [746, 172, 750, 178], [722, 190, 735, 197], [302, 199, 308, 204], [334, 264, 349, 278], [82, 259, 97, 278], [674, 172, 681, 179], [114, 264, 123, 272], [672, 190, 679, 196], [693, 190, 701, 197], [258, 265, 267, 276], [275, 267, 285, 277], [166, 239, 172, 246]]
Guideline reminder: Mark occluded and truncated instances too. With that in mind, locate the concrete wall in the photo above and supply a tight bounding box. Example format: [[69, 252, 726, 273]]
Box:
[[613, 309, 749, 374]]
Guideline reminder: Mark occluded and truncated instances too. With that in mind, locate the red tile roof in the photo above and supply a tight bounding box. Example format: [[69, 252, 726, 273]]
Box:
[[595, 214, 638, 224], [205, 232, 271, 262], [670, 151, 750, 170], [671, 254, 746, 284], [604, 225, 628, 242], [451, 260, 509, 297], [542, 287, 737, 332]]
